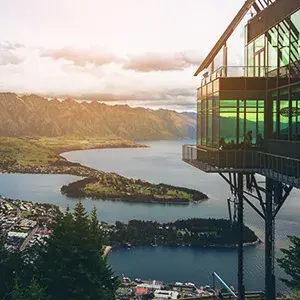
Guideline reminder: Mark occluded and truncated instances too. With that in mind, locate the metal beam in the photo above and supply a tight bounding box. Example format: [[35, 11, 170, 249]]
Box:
[[243, 197, 266, 220], [265, 178, 275, 300], [237, 173, 245, 300], [251, 174, 266, 216], [273, 186, 293, 219], [194, 0, 256, 76], [220, 173, 265, 219]]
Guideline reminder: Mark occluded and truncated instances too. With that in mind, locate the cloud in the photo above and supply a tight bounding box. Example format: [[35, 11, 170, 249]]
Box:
[[0, 42, 24, 65], [0, 41, 25, 50], [123, 51, 202, 72], [42, 47, 203, 73], [41, 47, 120, 67], [47, 87, 196, 103], [1, 41, 199, 111], [44, 88, 196, 112]]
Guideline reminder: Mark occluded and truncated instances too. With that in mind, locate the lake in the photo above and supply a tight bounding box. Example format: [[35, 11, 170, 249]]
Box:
[[0, 140, 299, 291]]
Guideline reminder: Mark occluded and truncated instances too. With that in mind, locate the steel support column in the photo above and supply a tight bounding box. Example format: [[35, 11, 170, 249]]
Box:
[[237, 173, 245, 300], [265, 178, 275, 300]]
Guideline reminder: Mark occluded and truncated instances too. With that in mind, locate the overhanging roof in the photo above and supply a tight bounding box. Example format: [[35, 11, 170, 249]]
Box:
[[194, 0, 256, 76]]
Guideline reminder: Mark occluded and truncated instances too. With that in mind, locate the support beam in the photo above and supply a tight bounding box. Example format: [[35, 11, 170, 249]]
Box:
[[265, 178, 275, 300], [251, 174, 266, 215], [219, 173, 265, 219], [273, 186, 293, 219], [243, 196, 266, 220], [219, 172, 295, 299], [237, 173, 245, 300], [228, 198, 233, 224]]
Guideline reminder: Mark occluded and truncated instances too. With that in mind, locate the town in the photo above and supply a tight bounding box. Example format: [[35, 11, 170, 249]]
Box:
[[0, 196, 219, 299], [0, 196, 62, 252], [116, 277, 217, 299]]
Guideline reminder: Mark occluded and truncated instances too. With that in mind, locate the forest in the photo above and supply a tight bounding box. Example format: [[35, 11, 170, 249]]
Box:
[[107, 218, 258, 248]]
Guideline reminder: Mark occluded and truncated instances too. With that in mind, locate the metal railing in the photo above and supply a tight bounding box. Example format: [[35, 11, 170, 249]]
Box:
[[182, 145, 261, 171], [182, 144, 300, 187], [201, 66, 278, 86], [212, 272, 237, 299]]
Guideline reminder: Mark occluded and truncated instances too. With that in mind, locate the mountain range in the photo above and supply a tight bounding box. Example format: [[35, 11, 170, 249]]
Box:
[[0, 93, 196, 140]]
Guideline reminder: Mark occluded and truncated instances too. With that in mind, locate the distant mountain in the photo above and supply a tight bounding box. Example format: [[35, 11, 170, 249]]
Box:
[[218, 117, 264, 139], [0, 93, 196, 140], [181, 112, 197, 120]]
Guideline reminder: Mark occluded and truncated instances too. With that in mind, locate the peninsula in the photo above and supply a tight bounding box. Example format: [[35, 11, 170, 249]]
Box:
[[61, 177, 207, 203], [0, 136, 208, 204], [106, 218, 259, 248]]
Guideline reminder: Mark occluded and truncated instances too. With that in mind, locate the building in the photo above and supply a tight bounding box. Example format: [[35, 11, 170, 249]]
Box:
[[153, 290, 179, 299], [183, 1, 300, 300]]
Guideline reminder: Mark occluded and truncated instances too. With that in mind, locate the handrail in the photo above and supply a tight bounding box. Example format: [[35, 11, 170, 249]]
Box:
[[182, 144, 300, 185], [200, 65, 278, 86], [212, 272, 237, 299], [194, 0, 256, 76]]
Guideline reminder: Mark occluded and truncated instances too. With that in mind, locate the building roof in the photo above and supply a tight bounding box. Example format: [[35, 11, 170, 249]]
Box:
[[194, 0, 256, 76], [135, 287, 148, 296], [154, 290, 179, 299]]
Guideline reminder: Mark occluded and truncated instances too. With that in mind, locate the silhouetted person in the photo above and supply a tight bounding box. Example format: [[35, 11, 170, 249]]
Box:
[[219, 138, 226, 149], [247, 130, 253, 143], [256, 132, 263, 148], [244, 130, 253, 149], [228, 140, 235, 150]]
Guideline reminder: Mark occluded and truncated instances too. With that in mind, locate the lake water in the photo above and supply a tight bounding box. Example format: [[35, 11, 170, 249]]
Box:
[[0, 140, 299, 291]]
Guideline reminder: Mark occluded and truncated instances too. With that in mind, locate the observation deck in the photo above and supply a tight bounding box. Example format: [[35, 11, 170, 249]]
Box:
[[182, 144, 300, 188]]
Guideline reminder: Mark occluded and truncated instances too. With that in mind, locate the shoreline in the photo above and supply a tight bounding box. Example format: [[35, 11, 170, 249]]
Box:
[[0, 140, 208, 204], [103, 246, 112, 257], [106, 239, 261, 254]]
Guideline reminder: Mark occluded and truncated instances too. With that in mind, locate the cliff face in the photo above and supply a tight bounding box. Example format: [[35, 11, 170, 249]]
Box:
[[0, 93, 196, 140]]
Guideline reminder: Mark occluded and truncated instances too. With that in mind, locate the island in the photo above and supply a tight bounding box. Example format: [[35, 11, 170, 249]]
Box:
[[61, 176, 207, 203], [0, 136, 208, 204], [106, 218, 260, 248]]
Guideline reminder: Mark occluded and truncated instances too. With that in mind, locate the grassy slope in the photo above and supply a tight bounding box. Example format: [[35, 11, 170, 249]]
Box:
[[83, 176, 195, 201], [0, 136, 141, 167], [0, 136, 208, 203], [0, 137, 58, 166]]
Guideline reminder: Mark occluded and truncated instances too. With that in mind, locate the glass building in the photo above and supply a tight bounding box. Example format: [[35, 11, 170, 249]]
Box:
[[194, 0, 300, 163], [183, 2, 300, 299]]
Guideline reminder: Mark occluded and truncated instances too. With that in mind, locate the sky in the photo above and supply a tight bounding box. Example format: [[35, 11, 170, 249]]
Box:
[[0, 0, 249, 111]]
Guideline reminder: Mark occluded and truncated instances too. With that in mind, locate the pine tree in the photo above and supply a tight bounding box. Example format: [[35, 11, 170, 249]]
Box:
[[90, 206, 106, 251], [278, 235, 300, 290], [24, 278, 48, 300], [10, 278, 23, 300], [90, 206, 99, 233], [33, 201, 118, 300], [74, 200, 88, 230], [0, 236, 23, 300]]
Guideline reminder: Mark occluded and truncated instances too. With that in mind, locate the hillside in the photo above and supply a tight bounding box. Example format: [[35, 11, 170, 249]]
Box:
[[182, 112, 265, 139], [0, 93, 196, 140]]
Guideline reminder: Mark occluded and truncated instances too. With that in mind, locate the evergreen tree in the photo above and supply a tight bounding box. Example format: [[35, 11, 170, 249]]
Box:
[[90, 206, 99, 233], [24, 278, 48, 300], [90, 206, 106, 249], [10, 278, 23, 300], [34, 201, 118, 300], [0, 236, 23, 300], [278, 236, 300, 290]]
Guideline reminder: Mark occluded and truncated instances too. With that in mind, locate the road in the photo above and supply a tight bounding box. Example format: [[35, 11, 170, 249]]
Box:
[[20, 226, 38, 251]]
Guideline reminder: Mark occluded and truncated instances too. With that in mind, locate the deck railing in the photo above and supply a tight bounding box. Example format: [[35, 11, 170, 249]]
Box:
[[200, 66, 278, 86], [182, 144, 300, 187]]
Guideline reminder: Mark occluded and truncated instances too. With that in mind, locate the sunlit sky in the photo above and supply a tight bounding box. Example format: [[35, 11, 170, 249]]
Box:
[[0, 0, 249, 111]]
